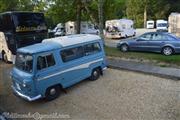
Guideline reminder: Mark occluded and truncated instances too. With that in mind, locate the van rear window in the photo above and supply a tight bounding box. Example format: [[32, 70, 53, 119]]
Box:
[[84, 43, 101, 55], [60, 42, 101, 63], [37, 54, 55, 70], [61, 46, 83, 62]]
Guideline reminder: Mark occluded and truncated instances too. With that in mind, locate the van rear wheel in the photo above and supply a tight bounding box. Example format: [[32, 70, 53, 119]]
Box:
[[45, 86, 61, 101], [90, 68, 100, 81]]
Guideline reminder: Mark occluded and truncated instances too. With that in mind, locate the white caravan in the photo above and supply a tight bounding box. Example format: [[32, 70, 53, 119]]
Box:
[[156, 20, 168, 32], [65, 21, 99, 35], [53, 23, 65, 36], [105, 19, 136, 39], [146, 20, 155, 29], [168, 13, 180, 37]]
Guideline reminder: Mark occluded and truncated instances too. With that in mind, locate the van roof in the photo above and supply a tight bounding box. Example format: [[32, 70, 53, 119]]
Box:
[[17, 42, 61, 54], [17, 34, 101, 54], [43, 34, 101, 47]]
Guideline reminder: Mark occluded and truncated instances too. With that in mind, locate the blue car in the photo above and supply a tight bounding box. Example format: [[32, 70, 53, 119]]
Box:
[[117, 32, 180, 55]]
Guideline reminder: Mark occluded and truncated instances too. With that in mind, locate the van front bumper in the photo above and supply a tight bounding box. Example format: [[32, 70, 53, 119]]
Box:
[[12, 86, 42, 101]]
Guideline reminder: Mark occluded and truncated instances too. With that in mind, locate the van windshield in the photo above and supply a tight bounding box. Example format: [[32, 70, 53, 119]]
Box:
[[157, 23, 167, 27], [15, 53, 33, 73]]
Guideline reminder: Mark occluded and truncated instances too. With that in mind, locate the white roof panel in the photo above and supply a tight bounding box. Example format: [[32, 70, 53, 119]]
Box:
[[43, 34, 101, 47]]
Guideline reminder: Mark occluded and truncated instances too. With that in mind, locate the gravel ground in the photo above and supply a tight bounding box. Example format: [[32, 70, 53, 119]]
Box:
[[0, 61, 180, 120]]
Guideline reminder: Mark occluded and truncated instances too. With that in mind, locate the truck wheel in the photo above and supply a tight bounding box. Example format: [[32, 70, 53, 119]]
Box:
[[90, 68, 100, 81], [2, 52, 8, 63], [45, 86, 61, 101]]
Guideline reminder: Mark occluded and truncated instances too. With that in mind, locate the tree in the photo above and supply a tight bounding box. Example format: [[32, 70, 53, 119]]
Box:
[[0, 0, 19, 12], [126, 0, 171, 28], [98, 0, 104, 39], [76, 0, 82, 34]]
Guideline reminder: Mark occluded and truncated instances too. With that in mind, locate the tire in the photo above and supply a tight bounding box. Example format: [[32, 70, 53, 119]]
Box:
[[45, 85, 61, 101], [120, 44, 129, 52], [90, 68, 101, 81], [162, 46, 174, 56], [2, 52, 8, 63], [133, 32, 136, 36]]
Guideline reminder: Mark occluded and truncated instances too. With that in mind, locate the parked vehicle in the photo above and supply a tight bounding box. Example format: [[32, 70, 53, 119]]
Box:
[[11, 34, 107, 101], [53, 23, 65, 37], [156, 20, 168, 32], [0, 11, 47, 63], [117, 32, 180, 56], [105, 19, 136, 39], [146, 20, 155, 29], [168, 12, 180, 37], [65, 21, 99, 35]]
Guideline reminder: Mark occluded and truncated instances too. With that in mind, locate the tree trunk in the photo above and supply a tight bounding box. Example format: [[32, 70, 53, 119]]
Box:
[[76, 0, 81, 34], [98, 0, 104, 40], [144, 3, 147, 28]]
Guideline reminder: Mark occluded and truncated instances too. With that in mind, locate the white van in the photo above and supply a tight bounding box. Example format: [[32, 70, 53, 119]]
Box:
[[65, 21, 99, 35], [168, 13, 180, 37], [156, 20, 168, 32], [147, 20, 155, 29], [105, 19, 136, 39], [53, 23, 65, 36]]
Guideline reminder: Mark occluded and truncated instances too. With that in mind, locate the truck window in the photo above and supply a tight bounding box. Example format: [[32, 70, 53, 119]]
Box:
[[37, 54, 55, 70], [84, 43, 101, 55], [2, 14, 13, 31], [60, 46, 84, 62]]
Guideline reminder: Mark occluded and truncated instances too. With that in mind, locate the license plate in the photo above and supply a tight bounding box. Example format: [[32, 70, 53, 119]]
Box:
[[16, 83, 21, 90]]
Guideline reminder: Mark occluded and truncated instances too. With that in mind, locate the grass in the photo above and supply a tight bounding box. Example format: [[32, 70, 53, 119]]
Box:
[[104, 46, 180, 66]]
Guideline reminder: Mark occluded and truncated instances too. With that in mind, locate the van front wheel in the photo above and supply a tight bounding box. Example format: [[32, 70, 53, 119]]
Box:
[[90, 68, 100, 81], [45, 86, 60, 101]]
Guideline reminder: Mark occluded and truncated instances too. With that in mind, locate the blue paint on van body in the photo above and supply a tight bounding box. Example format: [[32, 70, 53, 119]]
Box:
[[11, 34, 107, 101]]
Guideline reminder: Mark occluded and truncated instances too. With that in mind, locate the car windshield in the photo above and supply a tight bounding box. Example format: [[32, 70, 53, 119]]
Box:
[[15, 53, 33, 73]]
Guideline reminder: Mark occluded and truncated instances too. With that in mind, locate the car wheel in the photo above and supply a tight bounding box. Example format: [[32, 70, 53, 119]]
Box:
[[120, 44, 129, 52], [45, 86, 61, 101], [162, 46, 173, 56], [90, 68, 100, 81]]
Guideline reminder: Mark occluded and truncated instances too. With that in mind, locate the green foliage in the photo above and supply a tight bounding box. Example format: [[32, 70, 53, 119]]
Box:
[[105, 46, 180, 66], [0, 0, 180, 28]]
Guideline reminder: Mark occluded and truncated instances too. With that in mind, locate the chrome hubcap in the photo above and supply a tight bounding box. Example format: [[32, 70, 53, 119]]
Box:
[[50, 88, 56, 95], [122, 45, 128, 51], [93, 71, 98, 77], [163, 47, 172, 55]]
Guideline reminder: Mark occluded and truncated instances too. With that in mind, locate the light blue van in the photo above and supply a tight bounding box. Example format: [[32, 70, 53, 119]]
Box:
[[11, 34, 107, 101]]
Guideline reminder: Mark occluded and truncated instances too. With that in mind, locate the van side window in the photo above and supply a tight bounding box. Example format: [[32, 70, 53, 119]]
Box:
[[84, 43, 101, 56], [61, 46, 83, 62], [37, 54, 55, 70]]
